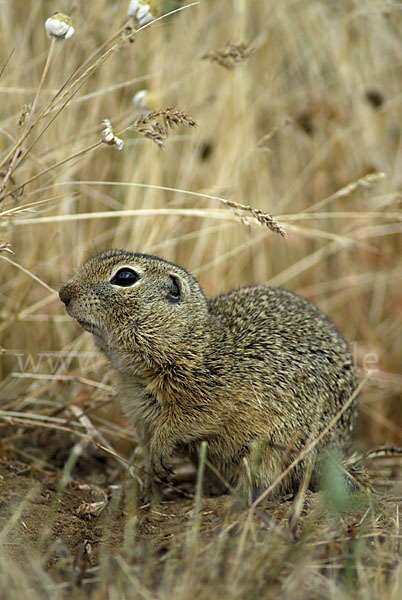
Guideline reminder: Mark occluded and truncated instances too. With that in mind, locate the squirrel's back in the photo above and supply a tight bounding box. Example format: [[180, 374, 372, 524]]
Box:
[[207, 284, 357, 458], [209, 284, 353, 387]]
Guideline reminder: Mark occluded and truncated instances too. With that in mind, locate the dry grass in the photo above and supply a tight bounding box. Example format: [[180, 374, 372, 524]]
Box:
[[0, 0, 401, 598]]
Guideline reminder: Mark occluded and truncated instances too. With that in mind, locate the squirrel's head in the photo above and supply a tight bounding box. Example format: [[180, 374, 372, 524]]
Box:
[[59, 250, 209, 374]]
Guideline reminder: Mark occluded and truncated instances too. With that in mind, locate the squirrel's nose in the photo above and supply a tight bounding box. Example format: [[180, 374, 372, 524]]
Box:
[[59, 284, 72, 306]]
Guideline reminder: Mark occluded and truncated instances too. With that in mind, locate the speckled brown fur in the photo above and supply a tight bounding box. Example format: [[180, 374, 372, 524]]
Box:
[[59, 250, 358, 497]]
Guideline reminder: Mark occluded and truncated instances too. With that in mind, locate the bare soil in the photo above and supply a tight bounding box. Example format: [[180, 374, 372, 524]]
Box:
[[0, 455, 298, 564], [0, 432, 316, 570]]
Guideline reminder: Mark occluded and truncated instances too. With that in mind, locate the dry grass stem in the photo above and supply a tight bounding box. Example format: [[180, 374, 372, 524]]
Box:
[[305, 172, 387, 214]]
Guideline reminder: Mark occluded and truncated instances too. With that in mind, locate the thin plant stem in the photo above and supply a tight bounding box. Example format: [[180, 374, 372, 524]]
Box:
[[0, 37, 56, 197], [186, 441, 207, 548], [5, 140, 103, 198], [0, 2, 199, 178], [0, 23, 132, 178], [26, 37, 57, 132]]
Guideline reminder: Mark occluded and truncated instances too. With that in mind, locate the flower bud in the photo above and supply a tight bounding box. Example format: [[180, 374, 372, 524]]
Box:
[[128, 1, 158, 28], [133, 89, 157, 115], [102, 119, 124, 150], [45, 13, 75, 41]]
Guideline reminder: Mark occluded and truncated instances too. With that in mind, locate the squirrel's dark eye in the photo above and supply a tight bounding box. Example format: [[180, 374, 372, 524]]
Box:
[[110, 268, 139, 287], [167, 274, 181, 304]]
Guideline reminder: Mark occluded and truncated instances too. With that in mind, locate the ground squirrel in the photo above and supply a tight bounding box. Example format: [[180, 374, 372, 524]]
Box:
[[59, 249, 358, 497]]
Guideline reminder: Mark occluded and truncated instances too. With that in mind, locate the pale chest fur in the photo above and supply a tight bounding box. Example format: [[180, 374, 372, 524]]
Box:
[[117, 374, 162, 439]]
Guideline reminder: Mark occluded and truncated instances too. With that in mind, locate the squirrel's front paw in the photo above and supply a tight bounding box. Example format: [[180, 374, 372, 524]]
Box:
[[150, 447, 174, 482]]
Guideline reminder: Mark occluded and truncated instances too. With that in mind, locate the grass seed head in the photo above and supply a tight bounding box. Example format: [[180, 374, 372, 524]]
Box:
[[202, 42, 254, 69], [133, 107, 198, 148]]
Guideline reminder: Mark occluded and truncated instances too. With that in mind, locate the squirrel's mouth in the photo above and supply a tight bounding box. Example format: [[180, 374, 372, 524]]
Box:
[[77, 319, 103, 337]]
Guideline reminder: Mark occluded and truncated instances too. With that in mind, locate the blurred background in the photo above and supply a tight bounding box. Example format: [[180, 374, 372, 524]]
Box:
[[0, 0, 401, 455]]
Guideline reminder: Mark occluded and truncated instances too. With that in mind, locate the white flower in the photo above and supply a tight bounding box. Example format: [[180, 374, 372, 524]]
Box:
[[45, 13, 75, 41], [137, 6, 154, 26], [102, 119, 124, 150], [128, 1, 155, 27], [127, 0, 140, 16]]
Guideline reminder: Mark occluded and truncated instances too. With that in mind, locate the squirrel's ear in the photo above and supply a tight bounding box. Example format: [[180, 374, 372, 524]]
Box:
[[167, 274, 183, 304]]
